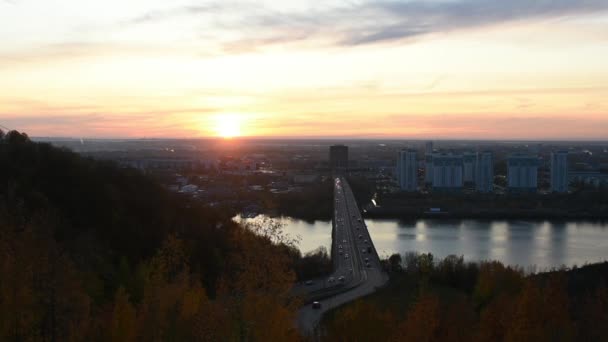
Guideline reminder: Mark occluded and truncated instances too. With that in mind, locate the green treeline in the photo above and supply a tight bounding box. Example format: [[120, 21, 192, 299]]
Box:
[[0, 130, 301, 341], [323, 252, 608, 341]]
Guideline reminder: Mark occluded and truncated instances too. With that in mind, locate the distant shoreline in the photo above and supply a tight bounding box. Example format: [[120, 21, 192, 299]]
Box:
[[262, 207, 608, 224], [364, 207, 608, 222]]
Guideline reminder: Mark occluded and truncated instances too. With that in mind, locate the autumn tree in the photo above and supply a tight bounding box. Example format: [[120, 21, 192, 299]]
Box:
[[108, 287, 137, 342], [136, 235, 210, 341], [473, 261, 523, 309], [506, 275, 573, 342], [220, 220, 300, 341], [0, 217, 91, 342], [391, 294, 441, 342], [325, 300, 396, 341], [576, 282, 608, 341]]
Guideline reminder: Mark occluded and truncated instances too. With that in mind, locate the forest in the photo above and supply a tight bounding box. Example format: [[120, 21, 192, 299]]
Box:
[[323, 252, 608, 341], [0, 130, 302, 341]]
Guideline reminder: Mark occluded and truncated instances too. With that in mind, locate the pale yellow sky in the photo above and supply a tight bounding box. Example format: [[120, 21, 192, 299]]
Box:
[[1, 0, 607, 139]]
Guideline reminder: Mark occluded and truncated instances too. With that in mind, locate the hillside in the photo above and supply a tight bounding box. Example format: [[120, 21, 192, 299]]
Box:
[[0, 130, 300, 341]]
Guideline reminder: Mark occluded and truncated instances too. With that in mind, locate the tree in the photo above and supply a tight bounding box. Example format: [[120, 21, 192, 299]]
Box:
[[577, 283, 608, 341], [388, 253, 403, 272], [473, 261, 523, 309], [391, 294, 441, 342], [475, 294, 517, 342], [506, 275, 573, 342], [109, 287, 137, 342], [0, 218, 91, 342], [221, 224, 299, 340], [327, 300, 396, 341]]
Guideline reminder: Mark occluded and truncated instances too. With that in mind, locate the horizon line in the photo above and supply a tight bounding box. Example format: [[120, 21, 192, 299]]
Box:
[[30, 135, 608, 143]]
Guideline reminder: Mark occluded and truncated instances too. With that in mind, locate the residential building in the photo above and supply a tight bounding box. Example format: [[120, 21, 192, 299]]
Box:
[[397, 149, 418, 191], [329, 145, 348, 170], [425, 141, 434, 155], [551, 151, 569, 193], [425, 153, 434, 184], [508, 154, 539, 193], [432, 154, 463, 192], [463, 152, 476, 184], [475, 151, 494, 193]]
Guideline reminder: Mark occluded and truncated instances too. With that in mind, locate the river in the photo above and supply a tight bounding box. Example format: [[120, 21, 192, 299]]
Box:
[[235, 215, 608, 270]]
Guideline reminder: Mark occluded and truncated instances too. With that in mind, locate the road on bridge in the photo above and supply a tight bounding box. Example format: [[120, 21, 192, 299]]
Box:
[[296, 177, 388, 336]]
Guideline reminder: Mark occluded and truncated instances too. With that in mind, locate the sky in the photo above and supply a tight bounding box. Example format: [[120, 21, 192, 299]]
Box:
[[1, 0, 607, 140]]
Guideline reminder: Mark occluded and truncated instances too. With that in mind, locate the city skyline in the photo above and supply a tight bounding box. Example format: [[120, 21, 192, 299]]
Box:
[[2, 0, 608, 139]]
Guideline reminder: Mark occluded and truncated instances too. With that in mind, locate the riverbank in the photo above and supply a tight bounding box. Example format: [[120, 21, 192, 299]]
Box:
[[365, 205, 608, 221], [365, 190, 608, 221]]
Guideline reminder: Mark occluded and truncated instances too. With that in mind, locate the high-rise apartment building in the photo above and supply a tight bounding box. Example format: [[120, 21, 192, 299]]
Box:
[[425, 141, 434, 155], [432, 154, 463, 192], [507, 154, 539, 193], [551, 151, 569, 193], [397, 150, 418, 191], [475, 151, 494, 193], [425, 154, 434, 184], [424, 141, 434, 184], [463, 152, 476, 184], [329, 145, 348, 170]]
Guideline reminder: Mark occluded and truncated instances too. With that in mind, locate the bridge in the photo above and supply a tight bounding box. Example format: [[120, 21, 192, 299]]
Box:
[[296, 176, 388, 335]]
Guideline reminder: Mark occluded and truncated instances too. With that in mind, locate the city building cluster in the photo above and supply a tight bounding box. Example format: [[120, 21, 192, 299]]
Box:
[[397, 141, 570, 194]]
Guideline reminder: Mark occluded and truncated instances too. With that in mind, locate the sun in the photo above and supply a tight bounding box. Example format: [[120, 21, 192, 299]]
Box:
[[214, 114, 242, 138]]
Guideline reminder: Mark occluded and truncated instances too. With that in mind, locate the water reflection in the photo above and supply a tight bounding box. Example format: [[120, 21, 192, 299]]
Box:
[[236, 215, 608, 269], [366, 219, 608, 270], [234, 215, 332, 254]]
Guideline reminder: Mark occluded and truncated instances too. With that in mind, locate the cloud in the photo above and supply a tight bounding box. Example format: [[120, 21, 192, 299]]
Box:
[[337, 0, 608, 45], [125, 4, 228, 25], [122, 0, 608, 50]]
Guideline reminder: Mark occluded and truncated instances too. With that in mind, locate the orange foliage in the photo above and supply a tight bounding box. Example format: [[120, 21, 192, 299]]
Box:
[[0, 222, 91, 342], [506, 275, 573, 342], [327, 300, 396, 341], [109, 287, 137, 342], [391, 294, 441, 342]]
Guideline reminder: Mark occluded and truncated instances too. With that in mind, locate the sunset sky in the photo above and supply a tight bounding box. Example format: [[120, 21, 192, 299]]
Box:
[[1, 0, 607, 139]]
